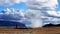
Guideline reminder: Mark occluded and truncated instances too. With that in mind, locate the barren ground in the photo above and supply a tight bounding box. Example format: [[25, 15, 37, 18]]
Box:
[[0, 26, 60, 34]]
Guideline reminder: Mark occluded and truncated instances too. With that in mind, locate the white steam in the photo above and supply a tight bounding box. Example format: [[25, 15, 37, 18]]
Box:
[[25, 0, 58, 28], [0, 0, 59, 28]]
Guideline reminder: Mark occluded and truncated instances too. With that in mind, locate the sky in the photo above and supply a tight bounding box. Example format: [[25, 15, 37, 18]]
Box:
[[0, 0, 60, 11], [0, 0, 60, 28], [0, 2, 26, 11], [56, 0, 60, 11]]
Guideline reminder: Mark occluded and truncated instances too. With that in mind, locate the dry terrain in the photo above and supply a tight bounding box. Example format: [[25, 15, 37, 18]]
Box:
[[0, 26, 60, 34]]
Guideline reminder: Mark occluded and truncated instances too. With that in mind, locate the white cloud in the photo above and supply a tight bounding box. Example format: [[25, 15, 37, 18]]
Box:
[[14, 0, 27, 3], [0, 8, 25, 21], [0, 0, 59, 28], [0, 0, 27, 8], [47, 11, 58, 16], [25, 0, 59, 28], [0, 0, 27, 4], [47, 11, 60, 17], [27, 0, 58, 10]]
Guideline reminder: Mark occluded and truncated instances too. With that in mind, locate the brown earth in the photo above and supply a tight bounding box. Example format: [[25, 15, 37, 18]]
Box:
[[0, 26, 60, 34]]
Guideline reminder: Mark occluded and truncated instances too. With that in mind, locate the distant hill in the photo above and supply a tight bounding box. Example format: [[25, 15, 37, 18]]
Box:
[[43, 23, 60, 27], [0, 20, 26, 28]]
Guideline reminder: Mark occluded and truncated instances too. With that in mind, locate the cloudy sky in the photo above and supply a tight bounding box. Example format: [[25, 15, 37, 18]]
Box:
[[0, 0, 60, 28]]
